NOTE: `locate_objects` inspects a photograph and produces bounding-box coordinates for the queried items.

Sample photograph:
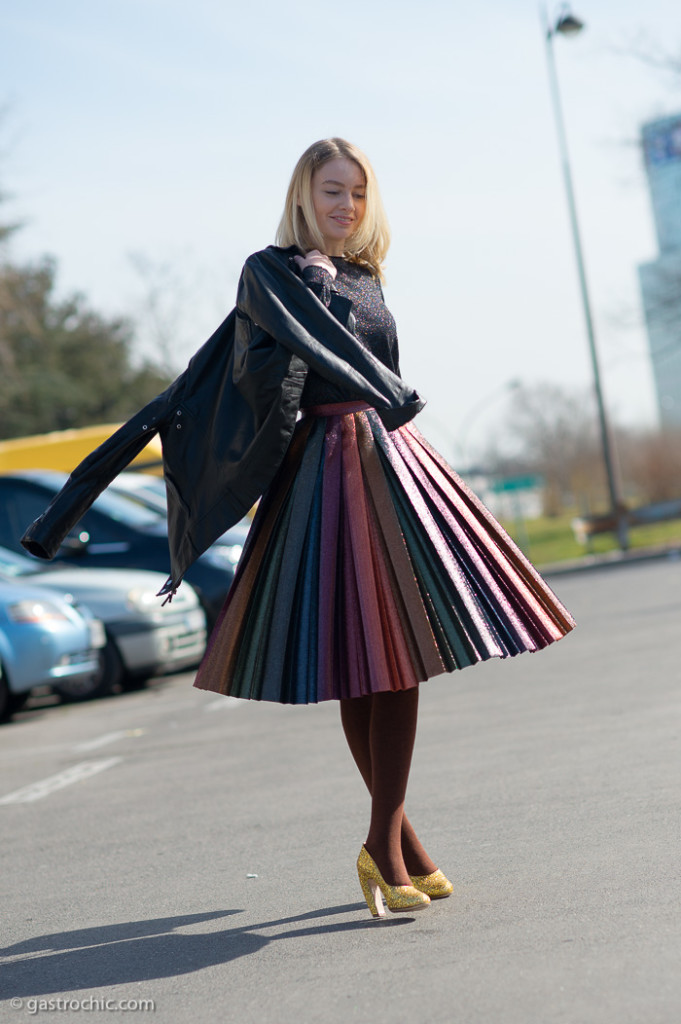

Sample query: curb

[538,543,681,577]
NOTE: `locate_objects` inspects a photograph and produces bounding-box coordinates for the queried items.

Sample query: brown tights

[340,687,438,886]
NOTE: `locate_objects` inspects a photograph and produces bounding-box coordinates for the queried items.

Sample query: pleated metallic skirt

[194,401,575,703]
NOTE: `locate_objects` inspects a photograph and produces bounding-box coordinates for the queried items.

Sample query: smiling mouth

[332,217,353,225]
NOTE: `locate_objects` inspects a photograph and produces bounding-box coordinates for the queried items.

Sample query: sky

[3,0,681,464]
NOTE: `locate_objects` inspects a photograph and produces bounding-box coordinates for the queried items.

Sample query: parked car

[107,473,251,563]
[0,579,105,722]
[0,546,207,698]
[0,471,240,628]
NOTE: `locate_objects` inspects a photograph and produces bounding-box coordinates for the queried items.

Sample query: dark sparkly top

[299,257,401,407]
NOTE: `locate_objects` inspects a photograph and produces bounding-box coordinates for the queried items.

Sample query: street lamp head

[554,12,584,36]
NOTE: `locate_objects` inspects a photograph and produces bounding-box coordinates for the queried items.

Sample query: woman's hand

[293,250,337,280]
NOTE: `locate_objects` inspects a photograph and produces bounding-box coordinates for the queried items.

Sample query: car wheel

[0,664,28,722]
[119,672,151,693]
[53,638,121,702]
[120,675,150,692]
[99,637,124,692]
[0,663,11,722]
[8,691,30,713]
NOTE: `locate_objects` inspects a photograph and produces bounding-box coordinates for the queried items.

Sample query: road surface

[1,557,679,1023]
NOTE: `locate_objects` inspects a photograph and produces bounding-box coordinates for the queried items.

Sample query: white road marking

[75,728,145,752]
[0,758,122,805]
[203,696,242,712]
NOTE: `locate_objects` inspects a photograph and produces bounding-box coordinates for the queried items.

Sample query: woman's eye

[325,190,340,195]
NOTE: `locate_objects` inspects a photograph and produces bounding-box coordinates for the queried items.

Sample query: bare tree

[485,380,681,516]
[617,424,681,503]
[486,383,608,515]
[127,250,242,375]
[127,252,190,375]
[617,35,681,80]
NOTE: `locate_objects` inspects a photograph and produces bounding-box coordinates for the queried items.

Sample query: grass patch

[500,512,681,566]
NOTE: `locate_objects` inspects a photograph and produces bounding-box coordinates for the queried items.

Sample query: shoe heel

[359,874,384,917]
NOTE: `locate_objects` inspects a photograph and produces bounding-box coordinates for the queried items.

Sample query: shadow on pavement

[2,904,411,998]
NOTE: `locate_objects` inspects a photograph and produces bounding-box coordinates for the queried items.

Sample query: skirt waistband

[300,401,372,418]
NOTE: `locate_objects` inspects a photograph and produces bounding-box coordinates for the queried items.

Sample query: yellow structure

[0,425,163,475]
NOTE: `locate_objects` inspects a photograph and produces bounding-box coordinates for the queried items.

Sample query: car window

[0,478,161,551]
[108,481,167,515]
[91,489,164,527]
[0,483,57,550]
[0,501,14,550]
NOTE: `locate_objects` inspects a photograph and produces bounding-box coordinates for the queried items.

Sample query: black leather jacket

[21,245,425,594]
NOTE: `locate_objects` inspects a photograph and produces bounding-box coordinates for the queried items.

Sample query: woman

[192,138,576,917]
[22,137,574,919]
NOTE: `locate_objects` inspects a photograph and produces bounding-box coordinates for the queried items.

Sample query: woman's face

[309,157,366,255]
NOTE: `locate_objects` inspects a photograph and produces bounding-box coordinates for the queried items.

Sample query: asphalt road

[1,556,679,1024]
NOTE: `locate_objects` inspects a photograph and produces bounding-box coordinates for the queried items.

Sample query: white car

[0,547,207,700]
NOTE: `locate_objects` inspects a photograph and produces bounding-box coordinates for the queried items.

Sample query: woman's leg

[340,688,438,884]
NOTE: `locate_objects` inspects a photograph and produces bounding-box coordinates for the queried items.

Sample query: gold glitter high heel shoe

[409,869,454,899]
[357,845,431,918]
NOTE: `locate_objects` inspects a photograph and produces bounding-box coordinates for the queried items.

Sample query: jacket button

[176,409,182,416]
[176,423,182,430]
[142,424,148,430]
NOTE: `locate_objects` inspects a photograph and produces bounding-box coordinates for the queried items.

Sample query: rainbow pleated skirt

[194,402,575,703]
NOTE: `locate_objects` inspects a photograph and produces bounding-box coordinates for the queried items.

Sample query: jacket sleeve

[237,250,424,429]
[20,383,182,559]
[301,265,334,306]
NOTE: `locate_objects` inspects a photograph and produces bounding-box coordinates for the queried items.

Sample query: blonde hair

[276,138,390,279]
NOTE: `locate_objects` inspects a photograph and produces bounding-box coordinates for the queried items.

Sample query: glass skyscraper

[638,113,681,426]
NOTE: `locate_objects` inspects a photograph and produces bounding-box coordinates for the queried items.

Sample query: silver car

[0,580,105,721]
[0,547,207,700]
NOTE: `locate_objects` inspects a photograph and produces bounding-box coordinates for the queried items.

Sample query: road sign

[490,475,543,494]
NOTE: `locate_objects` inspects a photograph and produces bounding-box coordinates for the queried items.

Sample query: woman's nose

[339,191,354,211]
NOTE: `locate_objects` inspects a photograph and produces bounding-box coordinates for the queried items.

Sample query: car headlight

[126,588,160,613]
[199,545,243,570]
[8,600,70,623]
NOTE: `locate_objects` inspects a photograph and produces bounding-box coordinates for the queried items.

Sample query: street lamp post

[543,6,629,550]
[457,379,522,471]
[420,380,521,471]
